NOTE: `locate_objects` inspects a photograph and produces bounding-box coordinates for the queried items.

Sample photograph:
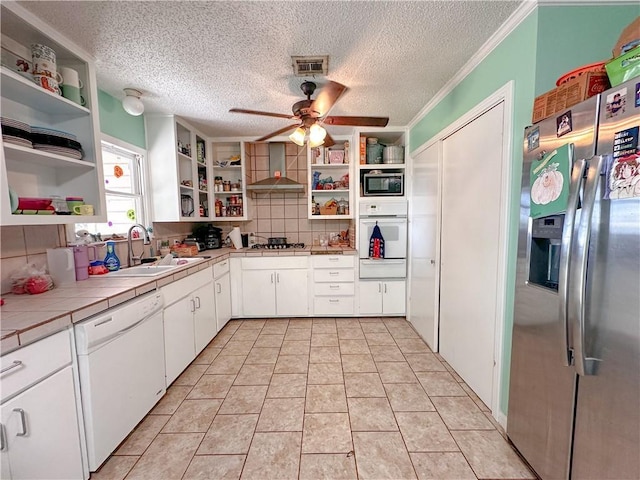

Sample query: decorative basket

[319,206,338,215]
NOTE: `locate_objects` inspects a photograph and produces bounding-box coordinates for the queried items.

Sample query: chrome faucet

[127,224,151,267]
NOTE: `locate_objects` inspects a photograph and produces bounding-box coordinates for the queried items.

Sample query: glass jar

[223,180,231,192]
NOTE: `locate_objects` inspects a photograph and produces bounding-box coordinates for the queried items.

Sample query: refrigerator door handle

[559,152,585,366]
[570,154,605,376]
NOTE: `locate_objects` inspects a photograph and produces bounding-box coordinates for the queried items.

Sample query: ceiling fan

[229,80,389,147]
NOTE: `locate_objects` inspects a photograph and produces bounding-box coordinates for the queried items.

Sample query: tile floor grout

[91,317,535,480]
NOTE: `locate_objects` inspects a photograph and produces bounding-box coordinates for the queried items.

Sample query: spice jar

[223,180,231,192]
[214,177,222,192]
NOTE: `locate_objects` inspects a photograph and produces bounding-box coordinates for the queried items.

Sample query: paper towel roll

[229,226,243,250]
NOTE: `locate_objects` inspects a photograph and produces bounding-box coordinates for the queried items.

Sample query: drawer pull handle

[329,272,339,276]
[195,296,201,309]
[329,285,340,289]
[217,283,222,293]
[190,299,196,312]
[1,361,23,374]
[0,423,6,451]
[13,409,27,437]
[328,257,339,261]
[329,299,339,303]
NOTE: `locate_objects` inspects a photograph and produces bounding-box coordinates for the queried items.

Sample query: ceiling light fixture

[122,88,144,116]
[289,123,327,148]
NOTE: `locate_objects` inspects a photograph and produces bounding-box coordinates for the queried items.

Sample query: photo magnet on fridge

[556,111,572,137]
[605,87,627,118]
[530,144,571,219]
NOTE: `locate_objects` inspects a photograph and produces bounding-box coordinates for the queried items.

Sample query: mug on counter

[73,204,94,216]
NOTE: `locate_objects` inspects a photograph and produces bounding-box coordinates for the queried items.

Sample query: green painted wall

[535,5,640,95]
[409,4,636,418]
[98,89,146,148]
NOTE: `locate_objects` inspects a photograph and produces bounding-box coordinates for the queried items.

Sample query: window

[76,139,148,237]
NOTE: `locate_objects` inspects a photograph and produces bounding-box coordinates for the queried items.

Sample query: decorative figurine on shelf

[312,171,321,190]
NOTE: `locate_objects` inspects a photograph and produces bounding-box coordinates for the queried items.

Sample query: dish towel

[369,222,385,258]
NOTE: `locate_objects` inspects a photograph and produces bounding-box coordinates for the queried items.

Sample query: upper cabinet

[210,140,248,221]
[355,128,408,199]
[146,115,213,222]
[0,3,106,225]
[308,137,354,219]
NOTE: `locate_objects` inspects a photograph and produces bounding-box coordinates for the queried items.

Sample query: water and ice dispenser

[528,215,564,290]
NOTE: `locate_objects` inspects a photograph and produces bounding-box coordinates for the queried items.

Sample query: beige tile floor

[91,317,536,480]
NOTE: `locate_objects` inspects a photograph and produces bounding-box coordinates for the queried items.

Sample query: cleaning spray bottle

[104,241,121,271]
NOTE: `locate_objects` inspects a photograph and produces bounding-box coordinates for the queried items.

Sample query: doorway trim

[410,81,514,425]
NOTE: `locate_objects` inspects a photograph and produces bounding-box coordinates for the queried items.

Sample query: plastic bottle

[104,241,121,271]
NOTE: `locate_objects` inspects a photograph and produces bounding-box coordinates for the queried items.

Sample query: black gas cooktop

[251,242,305,250]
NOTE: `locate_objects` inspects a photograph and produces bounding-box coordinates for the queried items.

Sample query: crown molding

[408,0,538,130]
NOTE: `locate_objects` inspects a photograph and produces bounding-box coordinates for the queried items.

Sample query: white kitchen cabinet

[0,329,85,480]
[240,257,309,317]
[161,268,216,385]
[358,279,406,315]
[213,260,232,331]
[1,367,85,480]
[0,3,105,226]
[312,255,355,316]
[210,140,248,221]
[146,115,212,222]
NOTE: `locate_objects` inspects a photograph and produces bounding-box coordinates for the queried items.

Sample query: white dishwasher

[75,292,165,471]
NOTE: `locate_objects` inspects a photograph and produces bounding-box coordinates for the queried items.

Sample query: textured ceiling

[19,1,522,138]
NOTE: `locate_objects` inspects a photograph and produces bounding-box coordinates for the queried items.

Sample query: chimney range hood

[246,142,305,193]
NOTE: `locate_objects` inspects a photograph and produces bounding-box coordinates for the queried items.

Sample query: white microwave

[363,172,404,196]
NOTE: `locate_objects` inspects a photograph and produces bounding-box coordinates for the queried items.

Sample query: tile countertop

[0,246,356,354]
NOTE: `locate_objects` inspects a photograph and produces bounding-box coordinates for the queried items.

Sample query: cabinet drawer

[241,256,308,270]
[314,297,355,316]
[313,255,355,268]
[1,329,72,401]
[314,283,355,296]
[314,269,354,283]
[213,259,230,278]
[162,268,212,306]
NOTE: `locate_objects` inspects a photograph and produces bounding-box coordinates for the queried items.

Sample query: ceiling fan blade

[311,81,348,117]
[255,123,300,142]
[229,108,295,120]
[323,132,336,148]
[323,116,389,127]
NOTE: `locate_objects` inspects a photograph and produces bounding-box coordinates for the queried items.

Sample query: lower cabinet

[0,330,85,480]
[312,255,355,316]
[162,268,216,385]
[240,257,309,317]
[358,279,406,315]
[213,260,232,332]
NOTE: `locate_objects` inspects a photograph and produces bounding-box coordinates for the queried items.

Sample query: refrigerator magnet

[556,111,572,137]
[530,144,571,218]
[605,87,627,118]
[527,127,540,152]
[635,82,640,108]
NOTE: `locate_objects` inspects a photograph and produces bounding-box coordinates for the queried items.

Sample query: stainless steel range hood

[246,142,305,193]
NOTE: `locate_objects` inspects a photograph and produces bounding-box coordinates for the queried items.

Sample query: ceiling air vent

[292,56,328,77]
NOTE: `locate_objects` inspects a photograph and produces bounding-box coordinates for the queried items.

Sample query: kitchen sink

[105,265,178,277]
[104,257,207,277]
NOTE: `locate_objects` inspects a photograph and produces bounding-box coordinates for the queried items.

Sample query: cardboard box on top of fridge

[611,16,640,58]
[532,71,610,123]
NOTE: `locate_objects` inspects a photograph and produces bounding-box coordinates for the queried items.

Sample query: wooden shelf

[1,67,90,117]
[4,143,96,170]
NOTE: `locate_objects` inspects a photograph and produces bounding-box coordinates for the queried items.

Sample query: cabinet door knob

[195,296,201,309]
[216,283,222,293]
[190,299,196,312]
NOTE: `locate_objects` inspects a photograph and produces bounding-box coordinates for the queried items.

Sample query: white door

[276,269,308,316]
[163,296,195,385]
[358,281,383,315]
[215,272,232,331]
[242,270,276,316]
[193,282,216,354]
[1,367,84,480]
[439,102,504,407]
[382,280,406,315]
[408,142,440,348]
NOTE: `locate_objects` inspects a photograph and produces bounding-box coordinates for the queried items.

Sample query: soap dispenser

[104,241,121,271]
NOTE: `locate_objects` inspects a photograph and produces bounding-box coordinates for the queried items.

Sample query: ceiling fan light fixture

[289,126,306,146]
[309,123,327,145]
[122,88,144,116]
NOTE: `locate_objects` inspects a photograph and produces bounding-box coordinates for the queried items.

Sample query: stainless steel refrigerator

[507,77,640,480]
